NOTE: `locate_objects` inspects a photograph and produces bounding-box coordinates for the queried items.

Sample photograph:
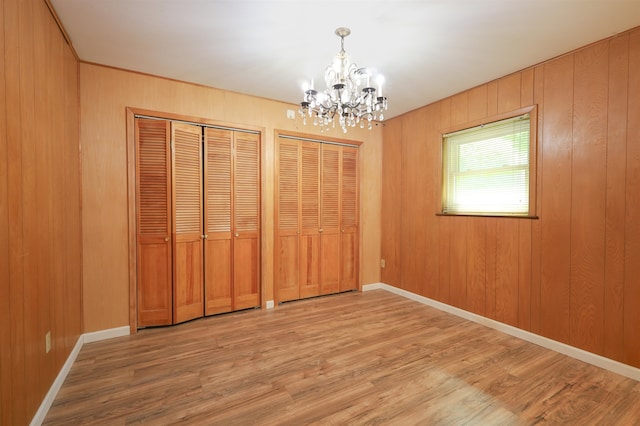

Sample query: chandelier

[299,27,388,133]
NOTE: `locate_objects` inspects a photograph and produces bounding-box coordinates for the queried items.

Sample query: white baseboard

[83,326,130,344]
[363,283,640,382]
[30,326,131,425]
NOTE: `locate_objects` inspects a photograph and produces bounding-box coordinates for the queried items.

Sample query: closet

[275,135,359,303]
[135,117,260,328]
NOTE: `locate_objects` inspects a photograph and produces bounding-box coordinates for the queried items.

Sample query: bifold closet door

[172,122,204,323]
[275,138,358,303]
[340,146,359,291]
[299,142,321,298]
[204,128,261,314]
[204,128,233,314]
[320,144,341,295]
[233,132,261,310]
[135,118,173,327]
[275,139,301,302]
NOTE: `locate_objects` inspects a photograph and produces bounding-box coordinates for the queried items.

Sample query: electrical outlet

[380,259,386,268]
[45,331,51,354]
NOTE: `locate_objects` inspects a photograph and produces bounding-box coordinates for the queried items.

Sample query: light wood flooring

[44,290,640,425]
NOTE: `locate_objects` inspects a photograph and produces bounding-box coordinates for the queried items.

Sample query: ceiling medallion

[299,27,388,133]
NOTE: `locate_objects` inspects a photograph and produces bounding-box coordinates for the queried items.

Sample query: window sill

[436,212,539,219]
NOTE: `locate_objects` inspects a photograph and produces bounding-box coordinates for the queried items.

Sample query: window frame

[438,105,538,218]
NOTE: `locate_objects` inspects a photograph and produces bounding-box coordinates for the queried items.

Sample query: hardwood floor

[45,290,640,425]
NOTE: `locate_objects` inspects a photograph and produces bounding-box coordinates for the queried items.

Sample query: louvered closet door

[340,146,359,291]
[135,118,172,327]
[320,144,341,295]
[233,132,261,310]
[300,142,321,298]
[172,122,204,323]
[276,139,300,302]
[203,128,233,315]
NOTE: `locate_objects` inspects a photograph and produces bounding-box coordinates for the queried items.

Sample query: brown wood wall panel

[381,119,402,285]
[381,27,640,369]
[423,103,441,299]
[19,0,41,415]
[518,221,532,331]
[437,98,452,304]
[0,1,9,423]
[484,218,497,320]
[570,42,608,354]
[400,111,427,294]
[466,219,486,315]
[1,0,83,423]
[529,65,545,335]
[497,73,521,113]
[624,28,640,367]
[449,217,468,310]
[604,34,629,362]
[495,220,519,327]
[539,55,574,343]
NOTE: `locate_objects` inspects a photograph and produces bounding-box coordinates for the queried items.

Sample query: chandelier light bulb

[297,27,388,133]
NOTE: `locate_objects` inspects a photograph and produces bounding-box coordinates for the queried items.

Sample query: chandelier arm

[298,27,388,133]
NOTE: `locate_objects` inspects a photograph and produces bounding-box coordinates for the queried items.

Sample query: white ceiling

[51,0,640,119]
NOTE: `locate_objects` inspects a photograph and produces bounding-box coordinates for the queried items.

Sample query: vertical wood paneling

[467,85,488,121]
[570,42,608,353]
[487,81,498,116]
[518,221,532,330]
[6,0,27,421]
[380,27,640,371]
[497,73,521,113]
[1,0,82,422]
[539,55,574,343]
[400,111,427,294]
[437,98,452,304]
[521,68,535,107]
[423,103,441,299]
[518,72,534,331]
[495,220,519,326]
[449,94,468,310]
[449,217,468,310]
[485,218,497,319]
[530,65,545,335]
[19,0,42,414]
[381,119,402,286]
[466,219,486,315]
[0,0,10,422]
[624,29,640,367]
[604,34,629,361]
[63,44,81,352]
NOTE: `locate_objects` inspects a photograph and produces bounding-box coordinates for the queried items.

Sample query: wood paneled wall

[0,0,82,423]
[381,27,640,368]
[79,64,383,333]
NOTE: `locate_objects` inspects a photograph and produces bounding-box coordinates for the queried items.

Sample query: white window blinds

[442,113,530,216]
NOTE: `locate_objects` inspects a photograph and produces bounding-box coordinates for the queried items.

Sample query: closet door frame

[126,108,264,333]
[274,130,362,304]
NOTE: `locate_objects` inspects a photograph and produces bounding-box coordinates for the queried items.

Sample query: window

[441,107,536,217]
